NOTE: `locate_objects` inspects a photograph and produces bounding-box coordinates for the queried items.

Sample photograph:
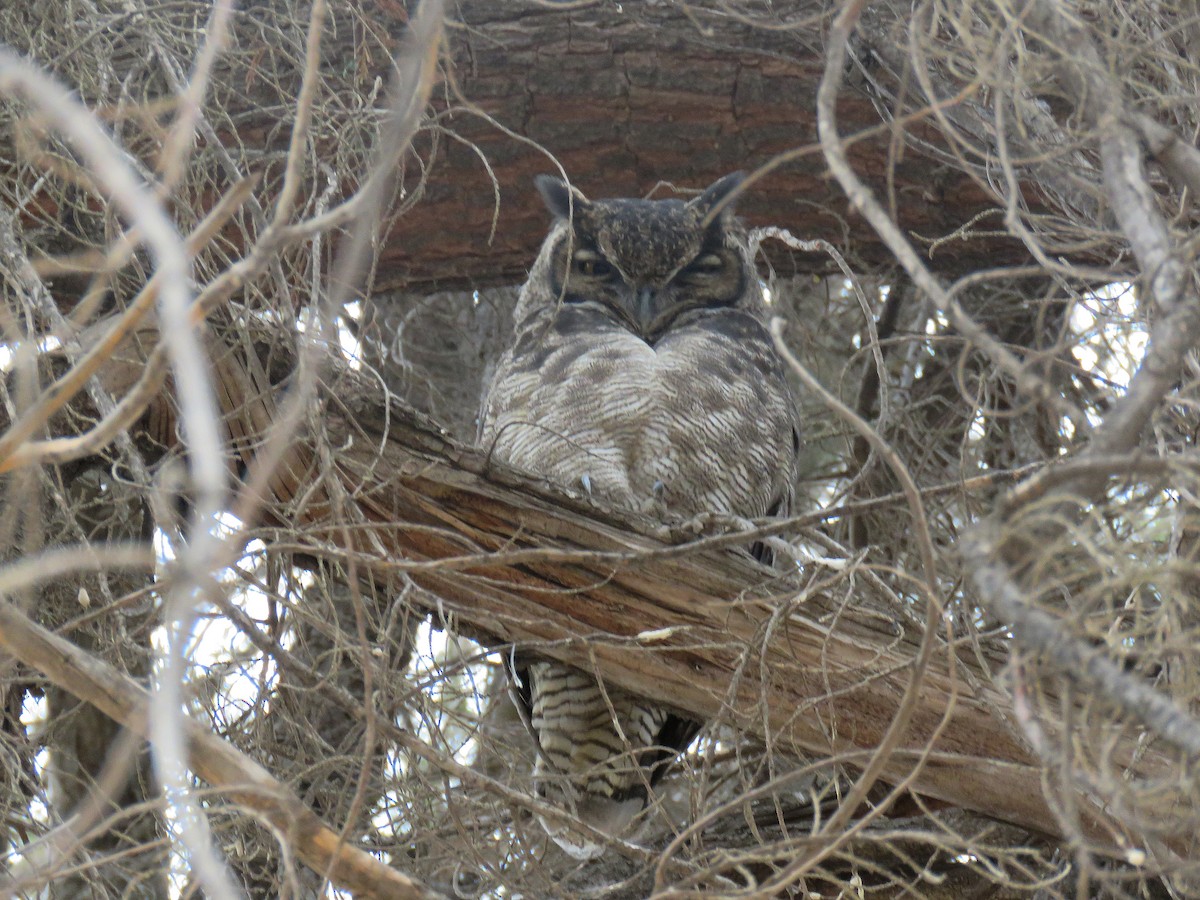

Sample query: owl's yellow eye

[573,251,613,278]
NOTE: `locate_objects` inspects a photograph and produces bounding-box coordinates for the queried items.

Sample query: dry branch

[811,0,1200,878]
[210,343,1163,854]
[49,297,1176,864]
[0,597,444,900]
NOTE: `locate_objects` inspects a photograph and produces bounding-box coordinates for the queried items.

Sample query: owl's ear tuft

[535,175,591,220]
[689,171,746,222]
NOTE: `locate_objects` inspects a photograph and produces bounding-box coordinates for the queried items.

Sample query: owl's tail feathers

[533,776,649,860]
[517,663,697,857]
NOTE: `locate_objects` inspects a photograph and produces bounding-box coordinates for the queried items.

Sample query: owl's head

[523,173,756,342]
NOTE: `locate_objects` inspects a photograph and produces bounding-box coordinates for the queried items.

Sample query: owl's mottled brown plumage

[479,173,801,858]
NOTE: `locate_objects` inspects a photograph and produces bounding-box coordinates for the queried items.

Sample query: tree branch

[260,359,1165,853]
[0,597,444,900]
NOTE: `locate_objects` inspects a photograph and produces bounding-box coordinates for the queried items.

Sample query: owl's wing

[475,352,501,448]
[752,419,802,565]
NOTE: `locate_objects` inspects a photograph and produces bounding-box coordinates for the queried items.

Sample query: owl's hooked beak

[632,285,663,338]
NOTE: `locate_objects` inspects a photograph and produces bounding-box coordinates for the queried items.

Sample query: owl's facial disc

[538,174,751,341]
[556,223,746,341]
[560,239,746,340]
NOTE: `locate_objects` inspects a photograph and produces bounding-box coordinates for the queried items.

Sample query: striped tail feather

[512,660,699,858]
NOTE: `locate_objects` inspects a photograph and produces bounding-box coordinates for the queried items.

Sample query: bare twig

[0,49,234,896]
[0,598,445,900]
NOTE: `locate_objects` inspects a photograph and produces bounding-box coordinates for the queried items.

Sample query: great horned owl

[479,173,801,858]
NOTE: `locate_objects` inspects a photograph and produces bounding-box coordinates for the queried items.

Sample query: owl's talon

[652,479,665,497]
[580,473,593,495]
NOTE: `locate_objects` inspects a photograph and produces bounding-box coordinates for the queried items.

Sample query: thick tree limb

[237,356,1169,854]
[5,0,1042,292]
[53,318,1171,857]
[395,0,1039,290]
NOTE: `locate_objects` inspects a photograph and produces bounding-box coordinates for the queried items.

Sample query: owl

[479,172,801,858]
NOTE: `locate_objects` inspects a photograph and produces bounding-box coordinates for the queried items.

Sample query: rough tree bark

[386,0,1039,290]
[4,1,1039,294]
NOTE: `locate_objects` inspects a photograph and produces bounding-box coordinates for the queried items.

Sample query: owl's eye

[573,251,613,278]
[680,252,726,279]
